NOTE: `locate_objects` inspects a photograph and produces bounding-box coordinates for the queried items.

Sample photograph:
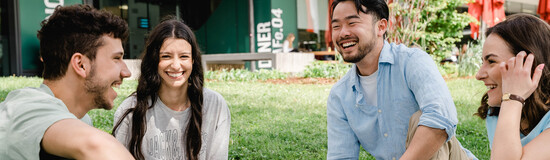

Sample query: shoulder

[388,43,431,64]
[114,95,138,121]
[540,111,550,129]
[2,87,69,117]
[203,88,226,103]
[4,87,63,105]
[0,88,75,159]
[202,88,229,113]
[330,68,354,96]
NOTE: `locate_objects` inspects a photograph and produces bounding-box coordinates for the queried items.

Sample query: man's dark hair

[37,4,128,80]
[331,0,389,22]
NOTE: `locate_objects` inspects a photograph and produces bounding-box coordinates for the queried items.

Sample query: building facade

[0,0,541,76]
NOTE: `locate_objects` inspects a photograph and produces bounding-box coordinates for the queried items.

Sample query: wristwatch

[502,93,525,105]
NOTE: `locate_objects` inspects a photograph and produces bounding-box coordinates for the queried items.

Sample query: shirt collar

[40,83,55,97]
[348,41,391,92]
[378,41,394,64]
[349,41,391,91]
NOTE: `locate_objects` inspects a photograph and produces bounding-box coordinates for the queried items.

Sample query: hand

[500,51,545,100]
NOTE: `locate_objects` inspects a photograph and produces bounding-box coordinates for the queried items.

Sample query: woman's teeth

[168,72,182,77]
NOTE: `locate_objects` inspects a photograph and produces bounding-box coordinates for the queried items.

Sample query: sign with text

[254,0,298,69]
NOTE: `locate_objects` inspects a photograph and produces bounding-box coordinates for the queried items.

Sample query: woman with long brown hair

[475,13,550,159]
[112,18,230,160]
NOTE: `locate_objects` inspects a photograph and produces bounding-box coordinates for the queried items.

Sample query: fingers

[524,53,535,76]
[499,61,507,75]
[507,57,515,70]
[532,64,545,87]
[515,51,526,70]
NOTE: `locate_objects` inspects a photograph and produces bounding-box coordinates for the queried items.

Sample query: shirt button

[378,109,382,113]
[355,104,358,108]
[392,157,396,160]
[384,133,388,137]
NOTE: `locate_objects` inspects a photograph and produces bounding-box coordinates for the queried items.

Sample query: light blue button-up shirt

[486,110,550,148]
[327,41,471,159]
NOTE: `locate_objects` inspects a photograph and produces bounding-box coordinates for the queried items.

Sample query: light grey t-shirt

[113,88,231,160]
[0,84,92,159]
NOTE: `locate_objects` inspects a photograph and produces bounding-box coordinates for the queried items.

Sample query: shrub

[458,41,483,77]
[205,69,288,81]
[388,0,475,62]
[301,61,351,79]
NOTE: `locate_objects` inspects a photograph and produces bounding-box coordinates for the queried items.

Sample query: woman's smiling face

[476,34,516,106]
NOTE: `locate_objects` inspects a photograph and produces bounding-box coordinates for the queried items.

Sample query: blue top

[327,41,475,160]
[486,110,550,147]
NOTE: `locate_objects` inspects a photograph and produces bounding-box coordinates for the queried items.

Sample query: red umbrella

[538,0,550,23]
[468,0,506,39]
[325,0,334,50]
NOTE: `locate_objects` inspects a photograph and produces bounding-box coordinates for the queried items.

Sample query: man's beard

[342,41,374,63]
[338,36,376,63]
[84,64,112,110]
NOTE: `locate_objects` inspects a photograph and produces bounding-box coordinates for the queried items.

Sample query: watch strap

[503,93,525,105]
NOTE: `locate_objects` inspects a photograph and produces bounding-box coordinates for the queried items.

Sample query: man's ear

[69,53,90,78]
[377,18,388,38]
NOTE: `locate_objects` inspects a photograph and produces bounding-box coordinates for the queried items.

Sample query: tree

[388,0,475,62]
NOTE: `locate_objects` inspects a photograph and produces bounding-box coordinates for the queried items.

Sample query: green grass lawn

[0,76,489,159]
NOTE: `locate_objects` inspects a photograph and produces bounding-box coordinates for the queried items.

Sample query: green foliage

[0,76,43,101]
[458,41,483,77]
[205,69,288,81]
[438,62,459,78]
[389,0,475,62]
[204,61,351,81]
[302,61,351,79]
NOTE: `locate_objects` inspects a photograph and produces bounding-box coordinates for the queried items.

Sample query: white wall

[297,0,328,31]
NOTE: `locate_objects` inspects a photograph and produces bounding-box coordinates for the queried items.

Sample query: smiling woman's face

[157,38,193,90]
[476,34,516,106]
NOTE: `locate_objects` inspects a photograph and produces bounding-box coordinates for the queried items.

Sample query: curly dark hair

[475,14,550,135]
[37,4,128,80]
[112,17,204,160]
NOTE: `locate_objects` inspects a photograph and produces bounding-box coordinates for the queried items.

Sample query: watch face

[502,93,511,101]
[501,93,525,105]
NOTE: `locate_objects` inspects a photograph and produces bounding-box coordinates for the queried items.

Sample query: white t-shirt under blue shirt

[358,69,378,106]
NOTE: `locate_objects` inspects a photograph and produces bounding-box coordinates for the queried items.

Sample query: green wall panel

[236,0,249,53]
[253,0,271,53]
[254,0,298,53]
[206,0,237,53]
[271,0,298,50]
[195,0,250,54]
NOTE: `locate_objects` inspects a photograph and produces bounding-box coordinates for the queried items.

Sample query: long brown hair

[475,14,550,135]
[113,18,204,160]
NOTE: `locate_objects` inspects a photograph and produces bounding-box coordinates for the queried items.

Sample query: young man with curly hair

[0,4,134,159]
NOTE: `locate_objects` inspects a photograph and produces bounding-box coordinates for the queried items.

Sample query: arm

[112,97,134,148]
[403,51,458,159]
[400,126,447,160]
[41,119,134,159]
[326,93,360,160]
[207,99,231,160]
[521,129,550,159]
[491,52,544,160]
